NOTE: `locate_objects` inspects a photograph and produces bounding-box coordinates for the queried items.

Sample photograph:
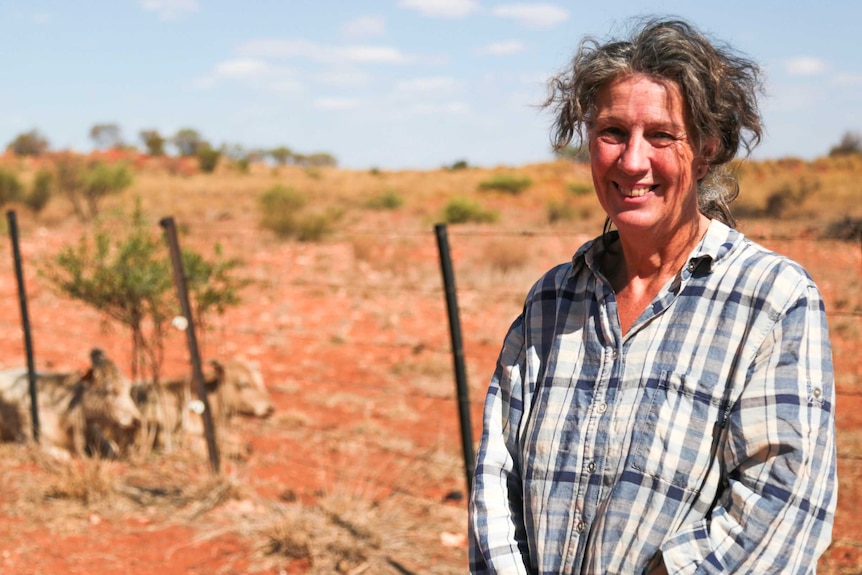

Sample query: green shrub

[567,182,593,196]
[441,196,498,224]
[46,201,247,381]
[26,168,53,213]
[259,185,339,241]
[197,145,221,173]
[0,169,23,205]
[478,174,532,195]
[547,200,575,224]
[448,159,469,171]
[365,189,403,211]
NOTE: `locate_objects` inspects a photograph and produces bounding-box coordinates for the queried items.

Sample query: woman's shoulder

[718,229,822,306]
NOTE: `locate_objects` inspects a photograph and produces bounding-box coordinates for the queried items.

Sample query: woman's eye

[649,132,677,146]
[598,127,626,141]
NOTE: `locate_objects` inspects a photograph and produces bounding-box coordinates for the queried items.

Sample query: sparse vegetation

[25,168,53,214]
[365,189,403,211]
[441,196,498,224]
[567,182,593,196]
[6,129,49,157]
[478,173,532,195]
[829,131,862,157]
[259,184,340,241]
[45,201,247,382]
[0,168,23,206]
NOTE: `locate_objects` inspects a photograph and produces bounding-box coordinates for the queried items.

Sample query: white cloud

[785,57,829,76]
[213,59,270,78]
[196,58,302,93]
[341,45,410,64]
[491,4,569,28]
[398,0,478,18]
[314,98,360,110]
[475,40,525,56]
[342,15,386,39]
[832,72,862,87]
[238,38,410,65]
[396,76,459,95]
[316,68,372,88]
[141,0,199,20]
[404,101,470,115]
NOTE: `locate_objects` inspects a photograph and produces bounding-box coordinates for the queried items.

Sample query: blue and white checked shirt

[469,220,837,574]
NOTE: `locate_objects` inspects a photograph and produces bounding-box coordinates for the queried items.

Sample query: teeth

[618,184,655,197]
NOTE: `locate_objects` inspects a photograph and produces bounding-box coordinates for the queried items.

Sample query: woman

[469,17,836,574]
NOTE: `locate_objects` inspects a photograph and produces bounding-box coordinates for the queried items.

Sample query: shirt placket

[562,282,619,571]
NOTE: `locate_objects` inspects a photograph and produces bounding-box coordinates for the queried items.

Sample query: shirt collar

[571,218,740,278]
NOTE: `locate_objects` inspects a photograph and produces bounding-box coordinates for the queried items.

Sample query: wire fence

[2,219,860,487]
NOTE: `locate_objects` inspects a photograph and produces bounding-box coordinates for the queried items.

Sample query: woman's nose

[618,135,650,174]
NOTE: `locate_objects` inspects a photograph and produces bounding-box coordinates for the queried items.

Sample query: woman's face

[588,73,708,240]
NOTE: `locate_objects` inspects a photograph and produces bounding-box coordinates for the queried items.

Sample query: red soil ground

[0,209,859,574]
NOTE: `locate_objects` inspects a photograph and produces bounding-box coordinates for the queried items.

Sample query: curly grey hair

[545,17,764,227]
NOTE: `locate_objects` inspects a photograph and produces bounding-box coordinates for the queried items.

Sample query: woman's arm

[469,314,533,574]
[660,283,837,574]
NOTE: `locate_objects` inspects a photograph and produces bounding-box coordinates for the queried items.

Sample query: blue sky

[1,1,860,170]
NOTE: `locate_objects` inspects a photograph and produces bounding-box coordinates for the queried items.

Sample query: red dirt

[0,206,860,574]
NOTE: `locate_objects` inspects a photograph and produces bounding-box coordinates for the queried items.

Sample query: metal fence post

[6,210,39,442]
[159,216,220,474]
[434,223,475,495]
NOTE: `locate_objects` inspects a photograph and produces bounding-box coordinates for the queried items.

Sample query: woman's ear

[696,137,719,180]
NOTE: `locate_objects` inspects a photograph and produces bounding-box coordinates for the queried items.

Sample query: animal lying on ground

[130,358,275,457]
[0,349,141,459]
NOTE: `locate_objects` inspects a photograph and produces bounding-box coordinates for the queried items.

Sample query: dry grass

[0,153,860,574]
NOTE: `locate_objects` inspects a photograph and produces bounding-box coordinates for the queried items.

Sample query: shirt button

[596,402,608,414]
[812,386,822,398]
[576,521,586,533]
[587,461,596,473]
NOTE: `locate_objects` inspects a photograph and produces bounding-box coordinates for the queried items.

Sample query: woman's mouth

[616,183,658,197]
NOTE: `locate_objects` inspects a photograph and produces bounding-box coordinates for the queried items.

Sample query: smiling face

[588,73,708,241]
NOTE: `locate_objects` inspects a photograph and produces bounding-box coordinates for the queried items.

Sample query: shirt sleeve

[660,282,837,574]
[469,313,533,574]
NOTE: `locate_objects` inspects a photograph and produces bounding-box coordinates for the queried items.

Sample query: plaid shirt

[469,220,837,574]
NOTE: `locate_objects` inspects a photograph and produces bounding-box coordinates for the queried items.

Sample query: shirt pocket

[629,371,727,493]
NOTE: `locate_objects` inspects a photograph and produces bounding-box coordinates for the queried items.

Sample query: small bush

[197,145,221,173]
[547,200,575,224]
[822,216,862,241]
[448,160,469,171]
[365,189,403,211]
[441,196,498,224]
[0,169,23,205]
[478,174,532,195]
[259,185,339,241]
[567,182,593,196]
[25,168,53,213]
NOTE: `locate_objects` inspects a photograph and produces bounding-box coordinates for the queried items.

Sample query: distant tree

[196,143,221,174]
[90,123,124,150]
[82,162,134,218]
[6,129,49,157]
[301,152,337,167]
[172,128,204,157]
[269,146,294,166]
[54,154,134,222]
[829,131,862,157]
[139,129,166,157]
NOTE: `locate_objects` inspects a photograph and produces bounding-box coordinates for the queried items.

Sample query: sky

[1,1,860,170]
